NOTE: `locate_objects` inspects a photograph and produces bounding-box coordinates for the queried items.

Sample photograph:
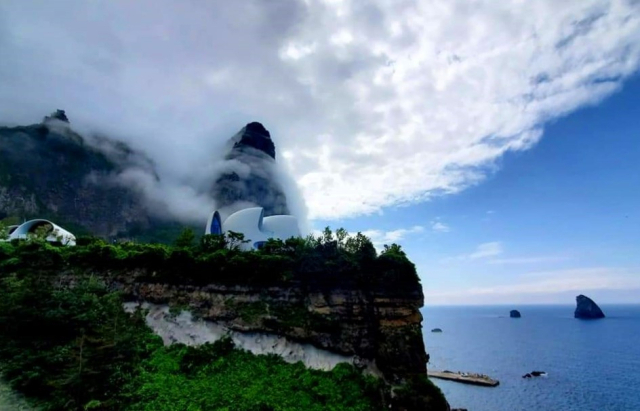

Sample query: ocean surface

[422,305,640,411]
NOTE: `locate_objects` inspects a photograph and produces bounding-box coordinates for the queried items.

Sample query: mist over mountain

[0,111,307,240]
[211,122,292,222]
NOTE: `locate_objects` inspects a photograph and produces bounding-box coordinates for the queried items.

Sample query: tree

[200,234,227,252]
[28,224,53,242]
[382,243,405,256]
[226,231,250,250]
[174,228,195,248]
[0,222,8,241]
[335,228,348,248]
[322,227,334,245]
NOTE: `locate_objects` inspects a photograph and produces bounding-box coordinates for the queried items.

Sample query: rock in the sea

[523,371,546,378]
[431,328,443,333]
[510,310,521,318]
[574,294,605,319]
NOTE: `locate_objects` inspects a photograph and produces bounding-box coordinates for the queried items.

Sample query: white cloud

[488,256,570,265]
[469,241,503,259]
[431,220,450,233]
[1,1,639,221]
[443,241,503,261]
[361,225,424,247]
[424,267,640,304]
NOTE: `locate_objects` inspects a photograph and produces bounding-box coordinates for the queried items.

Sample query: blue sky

[1,1,639,304]
[316,76,640,304]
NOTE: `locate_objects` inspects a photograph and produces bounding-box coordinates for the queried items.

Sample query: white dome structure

[205,207,300,251]
[6,219,76,246]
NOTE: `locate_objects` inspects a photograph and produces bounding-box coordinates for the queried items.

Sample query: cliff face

[109,270,427,383]
[0,111,155,237]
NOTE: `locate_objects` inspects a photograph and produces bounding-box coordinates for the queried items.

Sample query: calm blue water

[422,305,640,411]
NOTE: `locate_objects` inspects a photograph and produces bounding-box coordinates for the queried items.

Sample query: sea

[422,305,640,411]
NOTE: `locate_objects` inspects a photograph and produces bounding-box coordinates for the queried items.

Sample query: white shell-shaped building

[5,219,76,246]
[205,207,300,251]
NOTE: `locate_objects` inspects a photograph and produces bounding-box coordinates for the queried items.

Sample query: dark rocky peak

[510,309,521,318]
[231,121,276,160]
[574,294,605,319]
[43,109,70,124]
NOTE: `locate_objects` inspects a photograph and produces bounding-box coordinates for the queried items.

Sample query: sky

[1,0,639,304]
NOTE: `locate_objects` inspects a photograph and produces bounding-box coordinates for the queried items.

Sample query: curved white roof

[262,215,299,241]
[214,207,300,250]
[222,207,265,234]
[9,219,76,246]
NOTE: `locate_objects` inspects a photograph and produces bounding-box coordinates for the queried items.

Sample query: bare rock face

[112,276,427,383]
[231,122,276,160]
[510,310,521,318]
[574,295,605,319]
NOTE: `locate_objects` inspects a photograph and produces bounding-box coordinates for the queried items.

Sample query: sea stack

[510,310,521,318]
[574,295,605,319]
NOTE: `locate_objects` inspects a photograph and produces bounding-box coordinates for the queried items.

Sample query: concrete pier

[428,370,499,387]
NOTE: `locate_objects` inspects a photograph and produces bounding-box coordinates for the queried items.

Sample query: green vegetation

[0,260,385,410]
[0,229,443,411]
[0,221,8,240]
[127,341,383,411]
[0,227,420,291]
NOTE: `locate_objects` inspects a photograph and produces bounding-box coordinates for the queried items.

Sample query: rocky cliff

[106,269,428,386]
[2,228,447,410]
[0,110,160,238]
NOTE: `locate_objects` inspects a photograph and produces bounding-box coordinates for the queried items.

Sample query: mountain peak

[232,122,276,159]
[42,109,70,124]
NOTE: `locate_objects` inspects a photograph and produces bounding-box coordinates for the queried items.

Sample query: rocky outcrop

[231,122,276,160]
[510,310,521,318]
[574,295,605,319]
[107,271,428,385]
[522,370,547,378]
[210,122,290,218]
[431,328,442,332]
[42,109,69,123]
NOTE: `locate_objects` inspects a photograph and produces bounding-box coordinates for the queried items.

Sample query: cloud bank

[1,0,639,221]
[424,267,640,304]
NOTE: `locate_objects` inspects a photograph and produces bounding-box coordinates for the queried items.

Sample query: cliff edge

[1,235,447,410]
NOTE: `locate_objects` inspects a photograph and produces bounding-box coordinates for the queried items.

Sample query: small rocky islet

[574,294,605,319]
